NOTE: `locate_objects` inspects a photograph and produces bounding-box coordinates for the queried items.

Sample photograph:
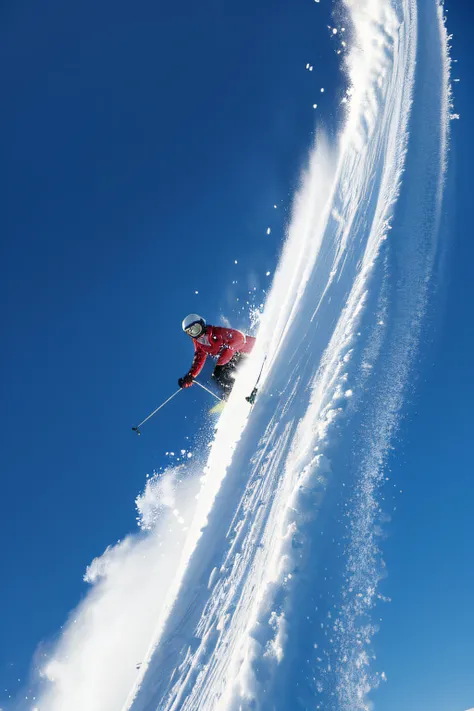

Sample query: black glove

[178,373,194,389]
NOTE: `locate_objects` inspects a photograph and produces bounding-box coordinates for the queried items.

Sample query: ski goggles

[185,322,204,338]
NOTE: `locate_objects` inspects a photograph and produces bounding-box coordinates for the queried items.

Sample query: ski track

[123,1,451,710]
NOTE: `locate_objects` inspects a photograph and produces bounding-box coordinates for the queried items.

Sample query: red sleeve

[216,348,234,366]
[189,342,207,377]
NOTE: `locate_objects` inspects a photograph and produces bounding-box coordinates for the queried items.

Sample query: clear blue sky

[1,0,473,708]
[0,0,341,698]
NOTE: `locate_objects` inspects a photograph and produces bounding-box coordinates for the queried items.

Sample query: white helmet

[182,313,206,338]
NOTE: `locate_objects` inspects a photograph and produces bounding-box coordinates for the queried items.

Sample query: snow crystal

[234,260,238,264]
[266,227,271,235]
[313,104,318,109]
[320,88,325,93]
[266,271,271,276]
[306,63,310,69]
[332,28,338,34]
[194,290,199,294]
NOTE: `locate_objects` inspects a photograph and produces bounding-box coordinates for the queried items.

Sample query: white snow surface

[31,1,452,710]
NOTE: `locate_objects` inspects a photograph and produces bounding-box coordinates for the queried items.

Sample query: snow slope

[33,1,451,710]
[123,2,451,710]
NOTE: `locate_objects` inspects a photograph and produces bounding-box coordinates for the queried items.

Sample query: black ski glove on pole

[178,373,194,388]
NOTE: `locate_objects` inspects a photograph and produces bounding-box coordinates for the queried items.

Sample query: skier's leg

[212,353,243,398]
[212,363,234,399]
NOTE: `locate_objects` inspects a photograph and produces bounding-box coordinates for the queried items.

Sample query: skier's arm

[188,344,207,378]
[216,348,235,366]
[179,342,207,388]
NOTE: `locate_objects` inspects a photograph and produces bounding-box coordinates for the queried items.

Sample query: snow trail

[31,0,451,710]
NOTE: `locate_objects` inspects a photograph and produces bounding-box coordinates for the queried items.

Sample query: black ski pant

[212,352,244,399]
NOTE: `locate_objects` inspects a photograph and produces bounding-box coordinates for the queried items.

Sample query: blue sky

[1,0,473,709]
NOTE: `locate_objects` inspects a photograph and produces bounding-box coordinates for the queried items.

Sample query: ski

[209,400,226,415]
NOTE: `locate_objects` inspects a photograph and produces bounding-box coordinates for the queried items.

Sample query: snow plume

[31,464,201,711]
[136,467,184,530]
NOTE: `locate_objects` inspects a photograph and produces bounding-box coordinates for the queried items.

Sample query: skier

[178,314,256,398]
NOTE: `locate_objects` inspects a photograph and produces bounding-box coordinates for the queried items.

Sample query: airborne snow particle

[309,66,314,71]
[194,290,199,294]
[234,260,238,264]
[320,87,325,93]
[313,104,318,109]
[266,271,271,276]
[266,227,271,235]
[273,204,277,209]
[306,63,310,69]
[332,28,338,34]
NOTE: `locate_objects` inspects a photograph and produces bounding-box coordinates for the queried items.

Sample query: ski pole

[246,355,267,404]
[194,380,224,402]
[132,389,182,435]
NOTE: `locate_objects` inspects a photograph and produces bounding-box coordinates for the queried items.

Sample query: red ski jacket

[187,325,256,378]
